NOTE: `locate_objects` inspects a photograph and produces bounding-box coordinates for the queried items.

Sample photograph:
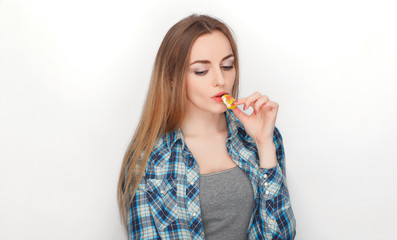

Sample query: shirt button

[265,182,268,186]
[263,174,268,178]
[192,212,197,217]
[265,190,270,194]
[190,181,194,185]
[160,190,164,194]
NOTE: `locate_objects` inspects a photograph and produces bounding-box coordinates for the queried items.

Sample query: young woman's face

[185,30,236,114]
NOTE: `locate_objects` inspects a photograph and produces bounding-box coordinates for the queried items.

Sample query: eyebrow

[189,53,234,66]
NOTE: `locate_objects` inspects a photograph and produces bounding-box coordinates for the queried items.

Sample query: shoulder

[146,134,171,166]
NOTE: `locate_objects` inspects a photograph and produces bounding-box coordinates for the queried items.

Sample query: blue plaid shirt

[128,109,296,239]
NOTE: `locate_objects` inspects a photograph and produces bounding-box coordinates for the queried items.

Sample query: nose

[213,67,225,87]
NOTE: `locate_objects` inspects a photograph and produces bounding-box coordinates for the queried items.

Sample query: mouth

[213,91,227,98]
[212,96,223,102]
[212,91,228,102]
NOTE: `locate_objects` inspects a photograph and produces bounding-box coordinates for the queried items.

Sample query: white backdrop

[1,0,396,239]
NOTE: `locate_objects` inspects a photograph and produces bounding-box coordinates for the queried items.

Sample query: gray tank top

[199,166,255,240]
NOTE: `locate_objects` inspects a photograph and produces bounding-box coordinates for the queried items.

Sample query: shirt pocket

[145,177,179,231]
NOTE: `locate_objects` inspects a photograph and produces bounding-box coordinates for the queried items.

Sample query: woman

[117,14,296,239]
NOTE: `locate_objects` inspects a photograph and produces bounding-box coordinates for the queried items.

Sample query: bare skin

[181,30,278,174]
[181,30,237,174]
[184,132,237,174]
[182,108,239,174]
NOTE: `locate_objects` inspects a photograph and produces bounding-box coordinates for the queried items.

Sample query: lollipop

[221,94,236,109]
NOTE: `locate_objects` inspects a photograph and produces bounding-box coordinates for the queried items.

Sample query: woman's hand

[232,92,279,145]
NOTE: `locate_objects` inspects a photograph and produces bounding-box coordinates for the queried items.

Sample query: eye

[194,70,207,76]
[222,65,234,70]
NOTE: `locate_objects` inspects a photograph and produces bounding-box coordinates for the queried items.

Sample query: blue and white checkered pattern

[127,109,296,239]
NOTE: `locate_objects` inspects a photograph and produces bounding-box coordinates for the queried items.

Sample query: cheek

[186,75,201,97]
[226,70,236,84]
[186,75,209,99]
[185,75,195,92]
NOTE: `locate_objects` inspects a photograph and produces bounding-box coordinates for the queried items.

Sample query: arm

[127,178,161,240]
[257,126,296,239]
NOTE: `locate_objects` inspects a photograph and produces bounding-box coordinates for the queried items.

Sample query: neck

[181,108,228,138]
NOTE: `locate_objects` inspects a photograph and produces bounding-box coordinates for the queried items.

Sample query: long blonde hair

[117,13,240,231]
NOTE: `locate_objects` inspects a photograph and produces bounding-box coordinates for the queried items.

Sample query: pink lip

[212,96,223,102]
[213,91,227,98]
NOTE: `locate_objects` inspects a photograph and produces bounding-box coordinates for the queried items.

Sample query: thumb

[231,106,249,123]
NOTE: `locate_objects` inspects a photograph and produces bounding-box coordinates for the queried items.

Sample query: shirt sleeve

[257,126,297,239]
[127,177,161,240]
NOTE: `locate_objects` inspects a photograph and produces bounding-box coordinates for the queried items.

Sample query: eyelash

[194,66,234,76]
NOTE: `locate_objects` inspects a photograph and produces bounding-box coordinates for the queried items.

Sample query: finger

[259,101,279,112]
[233,97,246,105]
[233,97,250,110]
[246,94,269,111]
[243,92,262,110]
[231,105,250,122]
[254,96,270,113]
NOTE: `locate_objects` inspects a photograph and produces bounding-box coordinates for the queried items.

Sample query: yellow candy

[221,94,236,109]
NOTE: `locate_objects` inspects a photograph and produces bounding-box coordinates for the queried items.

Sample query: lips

[212,96,223,102]
[212,91,228,103]
[213,91,227,97]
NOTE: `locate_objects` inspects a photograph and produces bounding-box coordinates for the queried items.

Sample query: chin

[198,106,225,114]
[189,99,227,114]
[215,105,228,113]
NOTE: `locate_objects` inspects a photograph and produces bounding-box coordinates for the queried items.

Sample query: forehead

[188,30,233,62]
